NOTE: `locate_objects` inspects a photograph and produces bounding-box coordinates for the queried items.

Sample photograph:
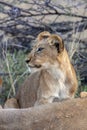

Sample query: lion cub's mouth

[29,64,41,68]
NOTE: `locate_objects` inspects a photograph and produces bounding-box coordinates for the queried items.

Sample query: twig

[0,1,32,15]
[0,1,87,19]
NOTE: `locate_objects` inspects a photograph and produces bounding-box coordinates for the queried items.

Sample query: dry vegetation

[0,0,87,104]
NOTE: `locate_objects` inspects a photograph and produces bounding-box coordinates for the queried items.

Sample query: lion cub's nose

[25,59,30,63]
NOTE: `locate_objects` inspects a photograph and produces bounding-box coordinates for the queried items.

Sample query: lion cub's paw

[80,92,87,98]
[4,98,19,108]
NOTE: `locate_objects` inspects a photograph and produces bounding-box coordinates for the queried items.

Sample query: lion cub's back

[16,72,40,108]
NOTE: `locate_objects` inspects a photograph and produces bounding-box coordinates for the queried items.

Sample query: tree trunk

[0,98,87,130]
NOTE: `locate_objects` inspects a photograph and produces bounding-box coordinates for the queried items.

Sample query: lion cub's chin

[29,62,59,74]
[28,66,42,73]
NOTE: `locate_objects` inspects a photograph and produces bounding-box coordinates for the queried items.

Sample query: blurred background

[0,0,87,105]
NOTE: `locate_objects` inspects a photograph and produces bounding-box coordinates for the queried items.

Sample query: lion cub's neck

[39,66,68,100]
[41,64,65,82]
[48,67,65,81]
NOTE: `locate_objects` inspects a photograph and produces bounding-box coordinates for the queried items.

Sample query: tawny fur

[0,98,87,130]
[80,92,87,98]
[4,98,19,109]
[16,33,78,108]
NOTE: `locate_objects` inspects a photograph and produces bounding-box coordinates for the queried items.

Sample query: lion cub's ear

[48,34,64,53]
[37,31,51,41]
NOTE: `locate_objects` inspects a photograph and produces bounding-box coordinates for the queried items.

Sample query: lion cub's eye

[36,47,44,53]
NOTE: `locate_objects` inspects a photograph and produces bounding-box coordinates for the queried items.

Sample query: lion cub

[16,33,78,108]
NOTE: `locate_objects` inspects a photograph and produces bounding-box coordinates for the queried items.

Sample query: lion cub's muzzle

[25,59,41,68]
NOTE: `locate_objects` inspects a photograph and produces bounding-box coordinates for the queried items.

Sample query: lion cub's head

[26,34,64,73]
